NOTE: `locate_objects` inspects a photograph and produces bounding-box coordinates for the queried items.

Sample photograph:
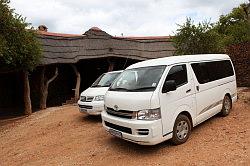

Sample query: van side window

[191,60,234,84]
[165,65,188,87]
[191,63,210,84]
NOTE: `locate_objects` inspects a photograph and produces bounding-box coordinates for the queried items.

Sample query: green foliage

[173,3,250,55]
[215,3,250,46]
[0,0,42,71]
[172,18,223,55]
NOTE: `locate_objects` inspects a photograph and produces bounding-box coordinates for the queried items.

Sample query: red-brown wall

[226,42,250,87]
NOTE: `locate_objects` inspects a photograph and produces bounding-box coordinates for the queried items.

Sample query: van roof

[127,54,230,69]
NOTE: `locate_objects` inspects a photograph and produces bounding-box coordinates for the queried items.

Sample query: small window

[165,65,188,87]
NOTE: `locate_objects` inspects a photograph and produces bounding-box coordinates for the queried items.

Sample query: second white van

[78,70,122,115]
[101,54,237,145]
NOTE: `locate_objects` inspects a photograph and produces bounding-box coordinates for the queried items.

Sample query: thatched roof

[38,27,176,65]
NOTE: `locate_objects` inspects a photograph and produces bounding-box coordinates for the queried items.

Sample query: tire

[171,114,191,145]
[220,95,232,117]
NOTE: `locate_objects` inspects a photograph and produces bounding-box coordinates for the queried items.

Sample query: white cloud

[10,0,247,36]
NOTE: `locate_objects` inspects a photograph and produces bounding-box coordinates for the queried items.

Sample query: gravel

[0,88,249,166]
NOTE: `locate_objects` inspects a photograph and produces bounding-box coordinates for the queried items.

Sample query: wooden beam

[23,70,32,115]
[71,64,81,101]
[107,58,114,72]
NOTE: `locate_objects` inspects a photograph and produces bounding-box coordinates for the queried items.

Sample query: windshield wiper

[109,87,131,91]
[130,87,155,91]
[91,85,102,87]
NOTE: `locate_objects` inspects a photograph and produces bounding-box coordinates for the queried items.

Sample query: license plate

[109,129,122,138]
[80,108,87,112]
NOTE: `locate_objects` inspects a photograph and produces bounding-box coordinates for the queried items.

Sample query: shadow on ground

[81,114,102,123]
[101,111,228,155]
[0,108,27,126]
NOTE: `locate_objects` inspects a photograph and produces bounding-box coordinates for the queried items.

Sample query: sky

[10,0,247,36]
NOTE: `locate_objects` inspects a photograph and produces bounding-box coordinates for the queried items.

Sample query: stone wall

[226,42,250,87]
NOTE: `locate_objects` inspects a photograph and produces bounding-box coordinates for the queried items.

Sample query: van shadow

[105,136,172,155]
[79,114,102,124]
[104,113,225,155]
[190,113,223,133]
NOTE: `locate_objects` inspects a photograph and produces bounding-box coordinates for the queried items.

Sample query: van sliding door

[159,64,195,136]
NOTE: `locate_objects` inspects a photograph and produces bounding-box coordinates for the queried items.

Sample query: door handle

[196,86,199,91]
[186,89,191,93]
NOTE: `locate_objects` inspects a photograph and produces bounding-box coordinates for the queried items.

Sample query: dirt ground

[0,88,249,166]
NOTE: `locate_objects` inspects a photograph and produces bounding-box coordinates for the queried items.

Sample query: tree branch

[47,67,58,85]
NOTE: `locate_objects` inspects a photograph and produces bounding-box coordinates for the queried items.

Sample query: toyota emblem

[114,105,119,111]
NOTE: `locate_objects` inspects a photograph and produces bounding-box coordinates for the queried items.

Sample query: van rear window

[191,60,234,84]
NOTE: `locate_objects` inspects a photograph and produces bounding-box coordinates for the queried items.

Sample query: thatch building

[0,26,175,115]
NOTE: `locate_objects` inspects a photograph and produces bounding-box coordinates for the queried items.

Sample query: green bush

[173,3,250,55]
[0,0,42,72]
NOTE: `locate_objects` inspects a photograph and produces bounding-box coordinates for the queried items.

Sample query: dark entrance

[0,57,139,117]
[0,72,23,117]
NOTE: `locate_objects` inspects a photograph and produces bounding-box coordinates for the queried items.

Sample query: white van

[101,54,237,145]
[78,70,122,115]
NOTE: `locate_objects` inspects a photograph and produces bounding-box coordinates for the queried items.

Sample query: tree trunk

[23,70,32,115]
[107,59,114,72]
[71,64,81,101]
[40,67,47,109]
[40,84,48,110]
[39,66,58,110]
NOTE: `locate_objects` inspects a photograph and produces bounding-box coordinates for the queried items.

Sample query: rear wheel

[171,114,191,145]
[220,95,232,117]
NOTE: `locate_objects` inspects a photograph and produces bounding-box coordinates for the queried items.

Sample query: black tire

[171,114,191,145]
[220,95,232,117]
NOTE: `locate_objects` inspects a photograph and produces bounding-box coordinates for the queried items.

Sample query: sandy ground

[0,88,249,166]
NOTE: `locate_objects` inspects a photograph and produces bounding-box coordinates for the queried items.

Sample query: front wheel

[171,114,191,145]
[220,95,232,117]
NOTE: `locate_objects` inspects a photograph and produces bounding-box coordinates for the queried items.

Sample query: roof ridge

[38,31,83,37]
[37,30,171,39]
[113,36,171,40]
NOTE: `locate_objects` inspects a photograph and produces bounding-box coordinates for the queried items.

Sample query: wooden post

[23,70,32,115]
[40,66,46,110]
[107,58,114,72]
[40,66,58,109]
[71,64,81,101]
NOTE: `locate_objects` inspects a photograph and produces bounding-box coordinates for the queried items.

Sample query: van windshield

[110,66,166,92]
[92,72,121,87]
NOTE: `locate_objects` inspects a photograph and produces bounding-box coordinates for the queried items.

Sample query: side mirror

[162,80,177,93]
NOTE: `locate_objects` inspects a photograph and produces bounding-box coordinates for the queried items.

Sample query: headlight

[94,95,104,101]
[137,108,161,120]
[80,96,86,101]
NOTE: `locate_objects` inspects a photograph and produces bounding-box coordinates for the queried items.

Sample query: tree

[172,18,222,55]
[215,2,250,46]
[40,66,58,110]
[173,3,250,55]
[0,0,42,115]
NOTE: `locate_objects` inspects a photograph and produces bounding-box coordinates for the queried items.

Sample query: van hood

[81,87,109,97]
[105,91,154,111]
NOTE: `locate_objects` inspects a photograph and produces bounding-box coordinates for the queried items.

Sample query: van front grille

[106,107,135,119]
[105,121,132,134]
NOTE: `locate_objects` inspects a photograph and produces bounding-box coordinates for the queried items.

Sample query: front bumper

[101,111,171,145]
[77,100,104,115]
